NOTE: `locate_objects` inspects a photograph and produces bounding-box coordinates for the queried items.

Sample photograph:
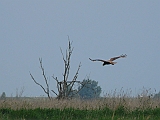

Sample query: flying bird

[89,54,127,66]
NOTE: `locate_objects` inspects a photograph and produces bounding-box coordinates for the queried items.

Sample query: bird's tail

[112,62,117,65]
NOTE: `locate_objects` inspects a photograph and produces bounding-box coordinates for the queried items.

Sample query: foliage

[78,79,102,99]
[66,85,79,98]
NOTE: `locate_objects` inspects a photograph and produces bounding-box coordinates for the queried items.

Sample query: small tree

[30,37,86,99]
[78,79,102,99]
[154,91,160,99]
[15,87,25,98]
[1,92,6,99]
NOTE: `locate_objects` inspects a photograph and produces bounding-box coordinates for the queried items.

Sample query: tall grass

[1,95,160,110]
[0,89,160,119]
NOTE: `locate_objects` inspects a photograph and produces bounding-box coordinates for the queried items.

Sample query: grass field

[1,107,160,120]
[0,95,160,120]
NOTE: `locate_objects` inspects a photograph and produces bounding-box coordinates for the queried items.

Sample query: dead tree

[30,37,86,99]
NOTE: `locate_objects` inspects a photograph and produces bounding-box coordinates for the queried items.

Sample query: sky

[0,1,160,97]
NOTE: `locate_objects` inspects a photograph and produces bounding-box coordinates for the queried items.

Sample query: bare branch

[72,80,91,96]
[39,58,50,99]
[52,75,59,95]
[67,62,81,96]
[60,46,70,83]
[60,47,66,64]
[30,58,51,100]
[67,80,90,98]
[51,90,58,96]
[30,72,48,94]
[73,62,81,81]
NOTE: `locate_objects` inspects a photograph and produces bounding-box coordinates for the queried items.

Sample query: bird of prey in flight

[89,54,127,66]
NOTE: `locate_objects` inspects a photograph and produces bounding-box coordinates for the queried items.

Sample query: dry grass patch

[0,96,160,110]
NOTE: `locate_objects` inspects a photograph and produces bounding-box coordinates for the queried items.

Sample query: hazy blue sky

[0,1,160,97]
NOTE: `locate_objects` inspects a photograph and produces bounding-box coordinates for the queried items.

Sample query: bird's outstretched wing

[89,58,107,62]
[109,54,127,61]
